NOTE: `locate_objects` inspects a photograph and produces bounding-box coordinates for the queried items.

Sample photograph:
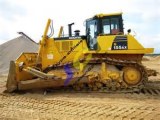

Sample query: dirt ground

[0,57,160,120]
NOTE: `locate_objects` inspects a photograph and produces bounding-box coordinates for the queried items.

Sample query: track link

[45,57,148,94]
[45,85,160,96]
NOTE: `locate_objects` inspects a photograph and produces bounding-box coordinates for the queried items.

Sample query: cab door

[86,20,98,50]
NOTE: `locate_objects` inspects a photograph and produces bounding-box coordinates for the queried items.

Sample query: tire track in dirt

[0,93,160,120]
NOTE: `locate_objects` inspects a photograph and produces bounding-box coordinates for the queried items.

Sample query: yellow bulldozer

[6,13,155,92]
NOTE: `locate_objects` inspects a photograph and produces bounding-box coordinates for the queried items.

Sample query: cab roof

[95,12,123,18]
[86,12,123,21]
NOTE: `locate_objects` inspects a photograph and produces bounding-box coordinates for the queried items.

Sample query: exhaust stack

[68,23,74,37]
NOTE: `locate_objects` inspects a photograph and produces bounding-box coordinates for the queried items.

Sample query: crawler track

[45,82,160,96]
[45,57,149,93]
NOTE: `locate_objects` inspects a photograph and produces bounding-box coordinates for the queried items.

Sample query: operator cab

[86,13,124,50]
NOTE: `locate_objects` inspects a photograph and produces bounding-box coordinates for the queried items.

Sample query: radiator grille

[55,42,60,51]
[62,41,69,51]
[55,41,73,51]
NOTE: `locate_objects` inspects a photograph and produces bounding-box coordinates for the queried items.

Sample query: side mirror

[127,29,131,34]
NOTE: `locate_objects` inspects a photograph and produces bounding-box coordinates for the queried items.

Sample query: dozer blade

[6,61,18,92]
[18,78,65,90]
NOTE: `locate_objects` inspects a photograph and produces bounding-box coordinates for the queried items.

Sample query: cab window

[102,17,120,35]
[111,18,119,34]
[102,19,110,34]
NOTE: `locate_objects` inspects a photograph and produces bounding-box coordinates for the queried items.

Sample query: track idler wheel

[123,66,141,86]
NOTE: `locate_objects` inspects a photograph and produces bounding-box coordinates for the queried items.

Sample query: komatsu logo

[69,36,81,39]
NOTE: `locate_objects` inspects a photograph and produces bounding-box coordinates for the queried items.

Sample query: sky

[0,0,160,53]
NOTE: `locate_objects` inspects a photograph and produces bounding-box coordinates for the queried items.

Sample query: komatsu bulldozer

[6,13,155,92]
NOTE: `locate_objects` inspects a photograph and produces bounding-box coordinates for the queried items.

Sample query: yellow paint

[13,17,154,82]
[79,63,84,72]
[127,35,143,49]
[15,53,38,81]
[123,67,141,85]
[97,35,115,52]
[106,48,154,54]
[58,26,63,37]
[95,12,122,18]
[101,62,106,73]
[37,19,51,63]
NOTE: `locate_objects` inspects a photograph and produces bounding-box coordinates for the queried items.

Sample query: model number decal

[113,45,127,50]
